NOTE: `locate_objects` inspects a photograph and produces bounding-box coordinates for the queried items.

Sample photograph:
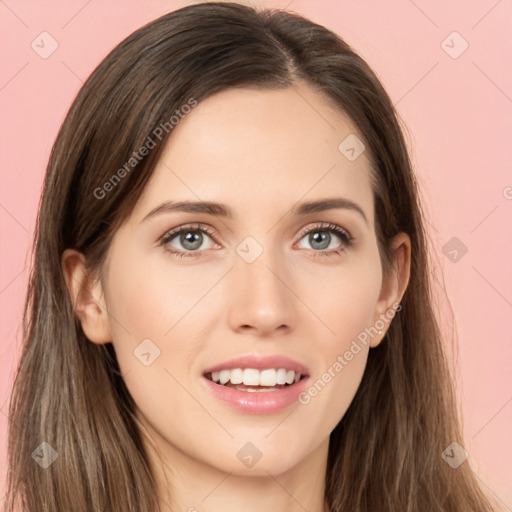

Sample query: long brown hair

[4,2,496,511]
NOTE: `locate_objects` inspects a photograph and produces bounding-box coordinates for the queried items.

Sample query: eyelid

[160,223,221,249]
[296,222,352,242]
[293,221,354,256]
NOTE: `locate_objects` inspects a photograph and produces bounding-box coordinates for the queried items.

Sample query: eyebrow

[292,198,368,224]
[141,198,368,224]
[142,200,232,223]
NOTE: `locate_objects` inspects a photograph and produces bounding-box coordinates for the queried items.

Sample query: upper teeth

[210,368,301,386]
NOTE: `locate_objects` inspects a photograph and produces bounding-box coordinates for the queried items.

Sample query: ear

[61,249,112,344]
[370,232,411,348]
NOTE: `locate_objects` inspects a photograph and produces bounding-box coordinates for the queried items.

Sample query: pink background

[1,0,511,507]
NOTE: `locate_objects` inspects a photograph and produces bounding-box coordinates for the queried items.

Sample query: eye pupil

[181,231,203,250]
[309,231,330,250]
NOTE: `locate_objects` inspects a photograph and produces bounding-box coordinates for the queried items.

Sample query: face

[65,82,409,481]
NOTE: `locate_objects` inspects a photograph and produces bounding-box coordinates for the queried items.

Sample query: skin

[63,82,410,512]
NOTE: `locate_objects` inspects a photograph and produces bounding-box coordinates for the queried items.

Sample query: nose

[226,249,296,337]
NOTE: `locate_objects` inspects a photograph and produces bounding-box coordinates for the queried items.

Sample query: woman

[4,2,496,511]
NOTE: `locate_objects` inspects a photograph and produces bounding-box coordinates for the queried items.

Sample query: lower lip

[202,376,309,415]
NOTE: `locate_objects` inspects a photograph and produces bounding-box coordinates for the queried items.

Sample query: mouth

[204,367,307,392]
[201,355,310,413]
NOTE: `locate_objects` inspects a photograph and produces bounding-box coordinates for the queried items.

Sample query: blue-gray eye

[164,228,215,252]
[297,226,351,252]
[308,231,332,250]
[179,231,203,250]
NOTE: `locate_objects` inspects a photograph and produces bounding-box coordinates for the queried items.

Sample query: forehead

[131,83,374,224]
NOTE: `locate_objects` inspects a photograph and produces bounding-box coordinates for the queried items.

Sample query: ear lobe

[61,249,112,345]
[370,232,411,348]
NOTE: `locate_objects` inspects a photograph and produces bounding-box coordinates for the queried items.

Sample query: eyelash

[297,222,354,257]
[159,222,354,258]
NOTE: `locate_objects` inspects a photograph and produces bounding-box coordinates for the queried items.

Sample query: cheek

[101,244,223,409]
[102,254,218,450]
[104,242,224,342]
[293,251,381,428]
[300,250,383,349]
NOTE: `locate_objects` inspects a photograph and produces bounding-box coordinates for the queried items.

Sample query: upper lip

[203,355,310,376]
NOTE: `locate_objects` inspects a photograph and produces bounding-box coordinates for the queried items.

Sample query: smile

[206,368,303,391]
[202,355,310,413]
